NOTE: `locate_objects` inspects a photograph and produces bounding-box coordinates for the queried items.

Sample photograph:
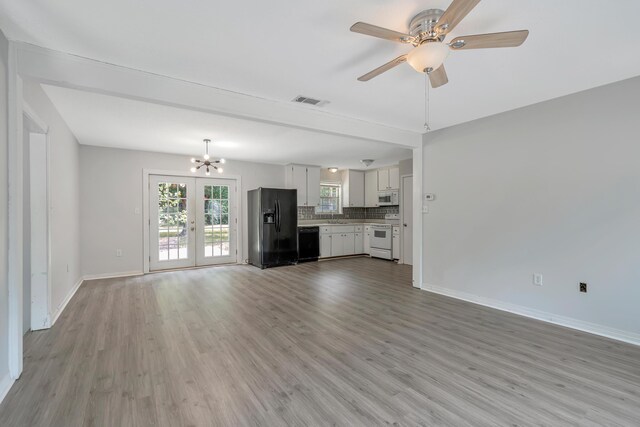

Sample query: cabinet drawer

[392,226,400,235]
[330,225,355,233]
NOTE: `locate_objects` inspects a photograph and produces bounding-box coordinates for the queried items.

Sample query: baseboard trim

[422,283,640,347]
[0,372,15,405]
[82,271,143,281]
[50,276,84,327]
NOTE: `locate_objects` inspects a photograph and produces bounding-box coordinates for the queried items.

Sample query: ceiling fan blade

[449,30,529,50]
[350,22,414,44]
[436,0,481,35]
[429,65,449,88]
[357,55,408,81]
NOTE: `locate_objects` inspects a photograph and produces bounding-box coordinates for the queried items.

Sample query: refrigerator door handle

[275,200,280,232]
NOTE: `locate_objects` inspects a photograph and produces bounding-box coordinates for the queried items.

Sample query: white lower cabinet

[354,232,363,254]
[364,225,371,254]
[343,233,355,255]
[320,234,332,258]
[319,225,367,258]
[392,226,400,260]
[330,233,343,257]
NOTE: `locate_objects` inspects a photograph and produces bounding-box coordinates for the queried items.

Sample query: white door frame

[142,169,242,273]
[400,174,413,265]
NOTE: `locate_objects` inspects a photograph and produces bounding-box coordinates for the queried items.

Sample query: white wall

[79,145,285,277]
[21,120,30,333]
[423,76,640,341]
[0,28,10,392]
[22,80,82,321]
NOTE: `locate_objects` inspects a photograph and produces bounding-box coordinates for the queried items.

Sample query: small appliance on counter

[298,226,320,263]
[248,188,298,269]
[369,214,399,260]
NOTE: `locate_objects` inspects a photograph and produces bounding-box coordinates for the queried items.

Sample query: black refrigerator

[248,188,298,269]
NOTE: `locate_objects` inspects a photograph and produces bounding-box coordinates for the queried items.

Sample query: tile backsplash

[297,206,399,221]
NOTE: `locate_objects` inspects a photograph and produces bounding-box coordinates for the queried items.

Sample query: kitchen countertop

[297,220,389,227]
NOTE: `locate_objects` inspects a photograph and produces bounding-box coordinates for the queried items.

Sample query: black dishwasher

[298,227,320,263]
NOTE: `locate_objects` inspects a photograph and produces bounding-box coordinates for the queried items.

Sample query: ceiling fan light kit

[350,0,529,87]
[407,41,449,73]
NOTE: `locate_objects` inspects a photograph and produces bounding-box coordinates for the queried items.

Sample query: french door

[149,175,237,271]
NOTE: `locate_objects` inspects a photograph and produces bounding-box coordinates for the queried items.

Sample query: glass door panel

[197,179,237,266]
[149,176,196,271]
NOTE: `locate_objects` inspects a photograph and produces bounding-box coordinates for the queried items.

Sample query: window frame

[316,182,342,214]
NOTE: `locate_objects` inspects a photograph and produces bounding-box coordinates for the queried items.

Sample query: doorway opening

[23,109,51,333]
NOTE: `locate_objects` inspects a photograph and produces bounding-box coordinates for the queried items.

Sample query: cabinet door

[365,170,378,207]
[363,227,370,254]
[389,167,400,190]
[330,233,343,257]
[378,168,389,191]
[292,165,308,206]
[306,166,321,208]
[343,233,355,256]
[349,171,365,207]
[354,232,364,254]
[392,234,400,260]
[320,234,332,258]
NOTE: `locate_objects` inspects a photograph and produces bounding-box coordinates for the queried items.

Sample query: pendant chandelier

[190,139,225,175]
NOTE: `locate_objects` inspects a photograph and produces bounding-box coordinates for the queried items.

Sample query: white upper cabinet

[306,166,321,208]
[377,168,389,191]
[388,166,400,190]
[285,164,320,207]
[365,170,378,207]
[342,170,365,208]
[377,166,400,191]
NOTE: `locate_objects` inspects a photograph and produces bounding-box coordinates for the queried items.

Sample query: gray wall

[399,157,412,177]
[423,75,640,337]
[79,145,285,276]
[0,29,10,386]
[22,80,82,320]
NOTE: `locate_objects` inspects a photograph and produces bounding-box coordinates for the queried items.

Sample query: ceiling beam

[16,42,422,148]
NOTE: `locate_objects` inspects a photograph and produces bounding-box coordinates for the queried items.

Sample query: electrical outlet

[116,249,123,257]
[533,273,543,286]
[579,282,587,293]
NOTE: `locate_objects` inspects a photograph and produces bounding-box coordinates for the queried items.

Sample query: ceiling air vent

[292,95,329,107]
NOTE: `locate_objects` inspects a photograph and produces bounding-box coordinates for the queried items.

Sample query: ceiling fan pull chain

[424,71,431,132]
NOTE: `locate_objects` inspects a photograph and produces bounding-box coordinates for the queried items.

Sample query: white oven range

[369,214,399,260]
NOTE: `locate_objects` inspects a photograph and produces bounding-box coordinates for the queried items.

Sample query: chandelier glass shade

[407,41,449,73]
[190,139,225,176]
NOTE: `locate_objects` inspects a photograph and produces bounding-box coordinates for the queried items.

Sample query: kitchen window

[316,183,341,214]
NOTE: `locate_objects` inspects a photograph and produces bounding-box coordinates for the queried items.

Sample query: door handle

[403,223,407,227]
[190,227,195,231]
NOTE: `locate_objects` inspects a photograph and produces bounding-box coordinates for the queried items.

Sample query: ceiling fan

[350,0,529,87]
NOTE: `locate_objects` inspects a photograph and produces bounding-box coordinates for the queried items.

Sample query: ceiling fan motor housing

[409,9,445,45]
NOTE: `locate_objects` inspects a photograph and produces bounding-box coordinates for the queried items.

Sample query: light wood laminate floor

[1,257,640,426]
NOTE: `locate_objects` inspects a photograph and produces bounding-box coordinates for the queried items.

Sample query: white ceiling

[41,85,412,169]
[3,0,640,134]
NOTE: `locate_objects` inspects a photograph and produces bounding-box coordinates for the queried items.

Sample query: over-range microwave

[377,191,399,206]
